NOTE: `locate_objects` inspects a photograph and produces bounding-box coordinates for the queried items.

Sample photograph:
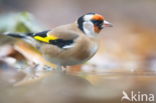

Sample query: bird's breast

[73,39,99,62]
[40,38,99,66]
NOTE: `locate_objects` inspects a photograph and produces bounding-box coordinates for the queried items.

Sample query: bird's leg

[24,64,40,79]
[32,64,39,75]
[42,65,53,71]
[55,65,67,73]
[56,64,63,72]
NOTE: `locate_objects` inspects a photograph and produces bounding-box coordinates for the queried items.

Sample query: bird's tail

[3,32,39,47]
[3,32,34,39]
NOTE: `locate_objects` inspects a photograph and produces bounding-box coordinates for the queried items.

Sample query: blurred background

[1,0,156,72]
[0,0,156,103]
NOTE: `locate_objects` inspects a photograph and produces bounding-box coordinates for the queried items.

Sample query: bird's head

[77,13,112,37]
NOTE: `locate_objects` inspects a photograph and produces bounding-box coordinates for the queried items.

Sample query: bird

[3,12,112,71]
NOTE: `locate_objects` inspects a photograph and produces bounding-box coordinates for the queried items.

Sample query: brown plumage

[40,23,99,66]
[3,13,112,70]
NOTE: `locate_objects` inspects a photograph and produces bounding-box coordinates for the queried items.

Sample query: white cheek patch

[83,21,97,37]
[83,21,94,30]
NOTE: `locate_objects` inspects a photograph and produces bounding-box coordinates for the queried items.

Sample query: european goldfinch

[4,13,112,70]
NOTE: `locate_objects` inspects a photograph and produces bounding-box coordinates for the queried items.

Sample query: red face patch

[92,14,104,21]
[94,25,101,33]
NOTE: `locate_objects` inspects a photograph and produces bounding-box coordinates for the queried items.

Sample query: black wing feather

[49,39,74,48]
[33,30,50,37]
[6,33,26,38]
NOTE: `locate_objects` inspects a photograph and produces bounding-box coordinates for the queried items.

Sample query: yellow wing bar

[34,35,58,43]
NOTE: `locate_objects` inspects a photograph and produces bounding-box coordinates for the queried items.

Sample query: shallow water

[0,67,156,103]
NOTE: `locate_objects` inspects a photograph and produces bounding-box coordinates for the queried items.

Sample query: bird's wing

[33,30,79,48]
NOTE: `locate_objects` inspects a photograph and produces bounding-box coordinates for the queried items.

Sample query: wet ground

[0,64,156,103]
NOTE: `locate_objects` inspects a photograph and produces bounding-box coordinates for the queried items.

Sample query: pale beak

[104,20,113,27]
